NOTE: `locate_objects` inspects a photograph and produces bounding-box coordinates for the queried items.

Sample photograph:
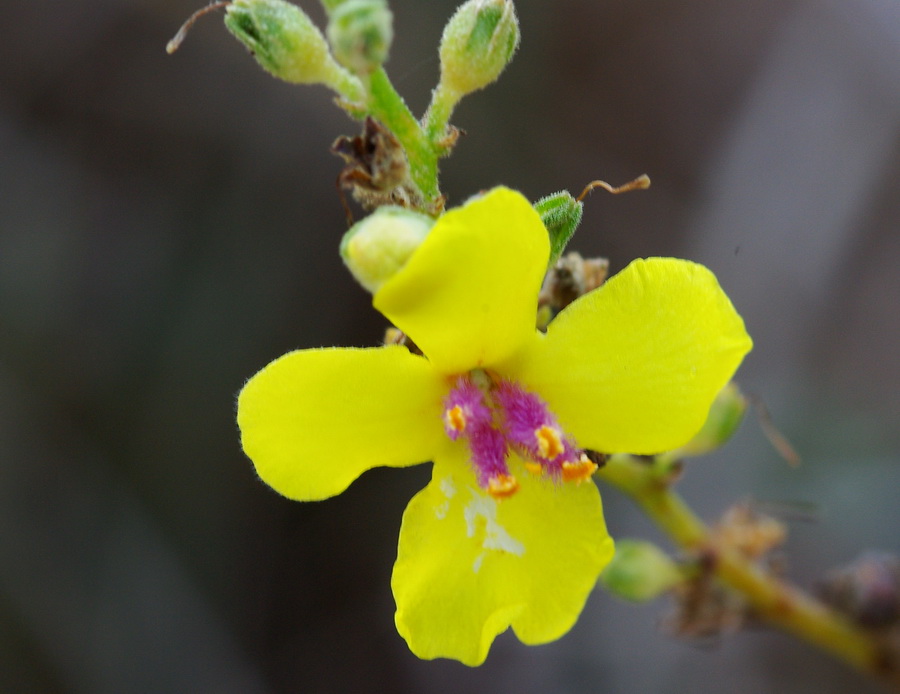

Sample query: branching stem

[597,454,899,689]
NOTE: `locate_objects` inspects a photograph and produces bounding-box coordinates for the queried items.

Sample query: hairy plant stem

[364,68,441,206]
[597,453,899,689]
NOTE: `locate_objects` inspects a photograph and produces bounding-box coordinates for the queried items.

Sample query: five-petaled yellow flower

[237,187,752,665]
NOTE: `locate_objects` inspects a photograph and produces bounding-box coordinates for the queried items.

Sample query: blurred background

[1,0,898,691]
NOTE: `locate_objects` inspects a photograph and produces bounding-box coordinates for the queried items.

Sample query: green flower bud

[319,0,350,13]
[672,382,747,458]
[439,0,520,98]
[224,0,362,97]
[533,191,583,268]
[599,540,683,603]
[327,0,393,74]
[340,207,434,293]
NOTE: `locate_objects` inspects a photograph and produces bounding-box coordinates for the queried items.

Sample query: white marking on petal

[473,552,485,573]
[440,477,457,499]
[434,501,449,519]
[463,490,525,560]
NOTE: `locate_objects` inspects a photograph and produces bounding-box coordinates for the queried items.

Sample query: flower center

[442,374,598,499]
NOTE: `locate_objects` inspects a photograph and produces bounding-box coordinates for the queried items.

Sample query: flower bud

[600,540,682,602]
[340,207,434,293]
[673,382,747,458]
[533,191,583,268]
[224,0,359,93]
[319,0,350,13]
[438,0,520,98]
[327,0,393,74]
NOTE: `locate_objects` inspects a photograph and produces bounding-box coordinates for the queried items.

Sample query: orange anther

[561,455,598,484]
[487,474,519,499]
[445,405,466,433]
[524,461,543,476]
[536,425,564,460]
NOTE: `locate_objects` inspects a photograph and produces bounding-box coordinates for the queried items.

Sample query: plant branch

[597,453,899,689]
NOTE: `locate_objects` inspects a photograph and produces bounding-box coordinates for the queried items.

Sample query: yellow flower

[237,187,752,665]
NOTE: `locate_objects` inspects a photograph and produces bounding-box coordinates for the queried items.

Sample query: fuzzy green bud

[340,207,434,293]
[319,0,350,13]
[533,191,583,268]
[599,540,683,603]
[672,382,747,459]
[224,0,362,97]
[438,0,520,98]
[327,0,393,74]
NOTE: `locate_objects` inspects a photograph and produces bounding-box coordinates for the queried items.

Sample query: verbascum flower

[237,187,752,665]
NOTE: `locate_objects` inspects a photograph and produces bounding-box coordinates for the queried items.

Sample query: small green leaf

[533,191,583,268]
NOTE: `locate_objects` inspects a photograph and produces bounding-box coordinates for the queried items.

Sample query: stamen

[535,425,564,460]
[445,405,466,434]
[468,426,510,487]
[561,454,598,484]
[443,377,491,441]
[487,474,519,499]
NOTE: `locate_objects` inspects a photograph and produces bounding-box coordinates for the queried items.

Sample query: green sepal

[533,191,583,268]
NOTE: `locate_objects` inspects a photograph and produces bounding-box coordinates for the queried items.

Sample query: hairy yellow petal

[506,257,752,454]
[375,187,548,375]
[392,448,613,665]
[238,346,446,500]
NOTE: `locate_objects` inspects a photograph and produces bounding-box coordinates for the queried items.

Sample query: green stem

[325,65,366,105]
[364,68,441,204]
[423,82,460,143]
[598,454,897,688]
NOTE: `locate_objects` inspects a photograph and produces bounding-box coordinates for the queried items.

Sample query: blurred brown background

[1,0,898,692]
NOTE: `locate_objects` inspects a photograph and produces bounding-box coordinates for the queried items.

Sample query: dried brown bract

[332,117,431,221]
[539,252,609,311]
[666,502,788,640]
[712,501,787,561]
[666,553,748,640]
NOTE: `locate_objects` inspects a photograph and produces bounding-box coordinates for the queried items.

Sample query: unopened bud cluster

[172,0,523,213]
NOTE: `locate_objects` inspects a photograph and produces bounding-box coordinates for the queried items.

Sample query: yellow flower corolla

[237,187,752,665]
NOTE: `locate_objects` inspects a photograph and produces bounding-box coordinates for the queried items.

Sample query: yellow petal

[374,187,549,375]
[392,447,614,665]
[505,258,752,454]
[237,346,447,501]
